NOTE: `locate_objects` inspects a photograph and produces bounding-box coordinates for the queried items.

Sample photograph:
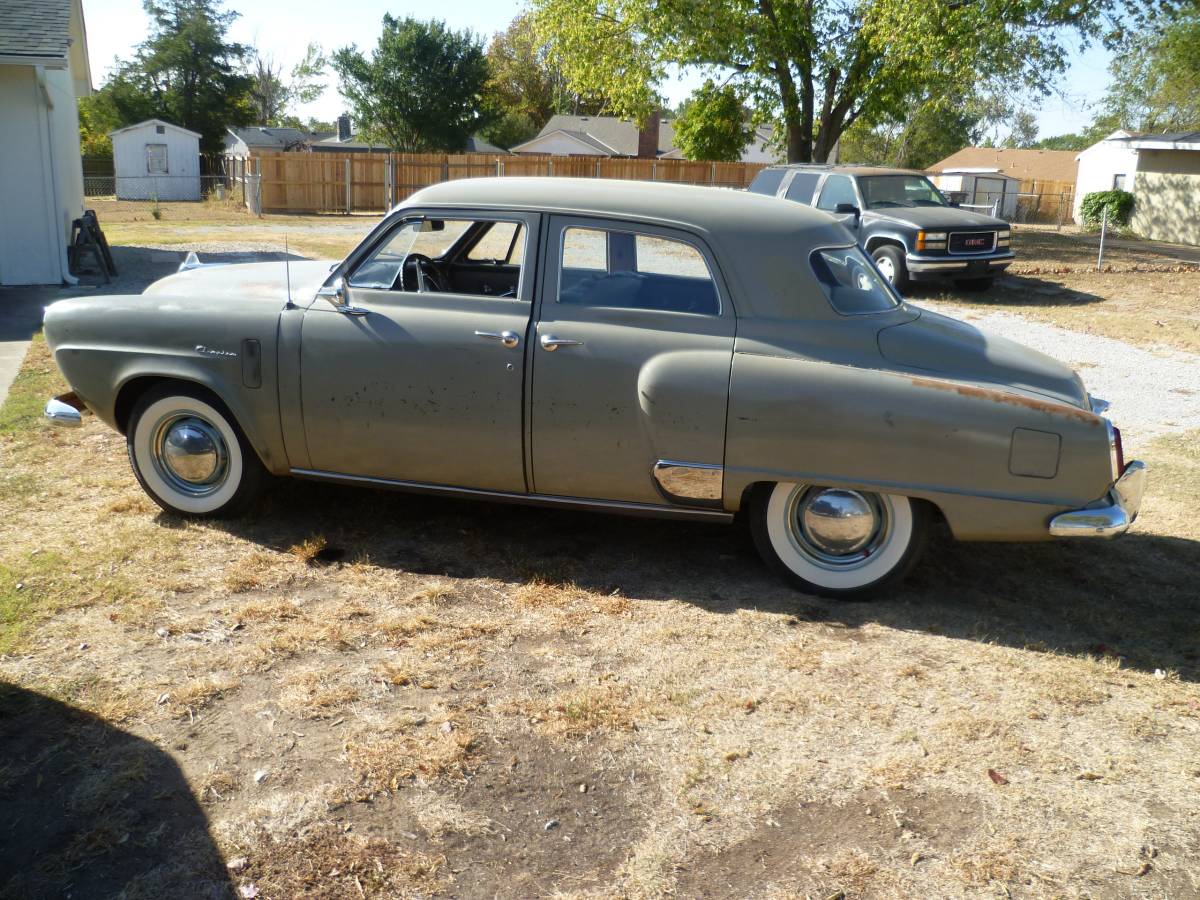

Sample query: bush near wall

[1080,190,1135,227]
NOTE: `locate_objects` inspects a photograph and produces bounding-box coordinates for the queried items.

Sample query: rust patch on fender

[907,376,1101,425]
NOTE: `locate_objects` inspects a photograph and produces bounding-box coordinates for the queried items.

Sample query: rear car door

[529,216,736,506]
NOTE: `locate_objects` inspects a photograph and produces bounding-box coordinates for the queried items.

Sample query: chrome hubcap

[875,255,895,282]
[152,415,228,495]
[785,486,891,569]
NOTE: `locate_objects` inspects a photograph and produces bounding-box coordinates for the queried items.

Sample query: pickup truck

[747,164,1014,291]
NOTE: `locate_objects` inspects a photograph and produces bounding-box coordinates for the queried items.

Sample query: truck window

[783,172,820,204]
[816,175,858,211]
[747,168,786,196]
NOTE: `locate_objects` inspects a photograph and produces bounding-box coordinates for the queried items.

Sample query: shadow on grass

[903,277,1108,309]
[210,479,1200,683]
[0,683,233,899]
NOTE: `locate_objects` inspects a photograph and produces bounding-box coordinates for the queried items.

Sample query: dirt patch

[674,789,985,898]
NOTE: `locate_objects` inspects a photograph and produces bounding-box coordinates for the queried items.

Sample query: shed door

[530,216,735,506]
[0,67,59,285]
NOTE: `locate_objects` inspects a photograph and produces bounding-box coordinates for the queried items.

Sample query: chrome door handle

[337,305,370,317]
[475,329,520,348]
[540,334,583,351]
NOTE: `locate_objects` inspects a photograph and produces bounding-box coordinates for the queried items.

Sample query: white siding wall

[1073,140,1140,221]
[113,123,201,200]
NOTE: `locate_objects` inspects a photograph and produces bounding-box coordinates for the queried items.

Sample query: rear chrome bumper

[44,392,87,427]
[1048,460,1147,538]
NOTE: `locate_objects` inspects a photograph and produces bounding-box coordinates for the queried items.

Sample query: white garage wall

[1074,136,1140,221]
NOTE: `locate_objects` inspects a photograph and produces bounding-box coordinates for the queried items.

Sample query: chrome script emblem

[195,345,238,359]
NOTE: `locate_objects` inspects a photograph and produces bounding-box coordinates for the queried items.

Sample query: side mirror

[834,203,860,217]
[316,276,346,308]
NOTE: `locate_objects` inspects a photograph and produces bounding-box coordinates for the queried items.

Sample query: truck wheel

[750,483,929,599]
[871,245,909,292]
[127,383,264,517]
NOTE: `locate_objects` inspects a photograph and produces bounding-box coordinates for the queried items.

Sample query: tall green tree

[673,80,754,161]
[533,0,1184,163]
[90,0,253,153]
[1102,10,1200,132]
[332,16,491,152]
[249,43,327,126]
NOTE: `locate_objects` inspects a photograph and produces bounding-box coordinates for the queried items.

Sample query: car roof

[407,176,836,231]
[767,164,928,178]
[401,177,855,320]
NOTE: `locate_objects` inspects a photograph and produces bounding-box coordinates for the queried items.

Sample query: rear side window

[559,227,719,315]
[810,247,899,314]
[784,172,820,204]
[747,168,786,196]
[816,174,858,211]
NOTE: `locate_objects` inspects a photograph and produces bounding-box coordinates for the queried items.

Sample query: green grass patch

[0,333,63,437]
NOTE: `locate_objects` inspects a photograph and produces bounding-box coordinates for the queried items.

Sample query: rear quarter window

[810,247,900,314]
[747,169,786,196]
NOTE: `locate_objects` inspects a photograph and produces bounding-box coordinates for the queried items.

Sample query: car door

[529,216,736,506]
[298,211,538,492]
[816,173,862,238]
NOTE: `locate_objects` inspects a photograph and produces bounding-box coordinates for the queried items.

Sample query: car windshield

[859,175,947,209]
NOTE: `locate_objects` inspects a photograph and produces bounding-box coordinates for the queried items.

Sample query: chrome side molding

[652,459,724,506]
[44,393,86,427]
[290,468,734,522]
[1049,460,1147,538]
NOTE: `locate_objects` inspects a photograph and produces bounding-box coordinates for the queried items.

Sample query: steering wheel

[401,253,447,293]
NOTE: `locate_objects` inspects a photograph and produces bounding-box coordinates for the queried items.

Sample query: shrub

[1080,190,1134,228]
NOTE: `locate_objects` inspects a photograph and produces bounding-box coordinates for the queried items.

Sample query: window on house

[146,143,168,175]
[1112,174,1126,190]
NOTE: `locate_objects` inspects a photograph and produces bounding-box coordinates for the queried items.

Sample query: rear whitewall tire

[750,482,929,599]
[127,386,263,517]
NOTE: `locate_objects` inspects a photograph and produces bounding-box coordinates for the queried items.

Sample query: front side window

[810,246,900,314]
[348,218,523,296]
[816,174,858,211]
[859,175,947,209]
[559,226,719,315]
[146,143,168,174]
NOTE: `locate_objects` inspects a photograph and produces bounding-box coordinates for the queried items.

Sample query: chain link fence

[944,190,1075,228]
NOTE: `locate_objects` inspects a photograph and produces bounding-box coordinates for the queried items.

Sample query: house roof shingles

[229,126,313,150]
[0,0,72,62]
[524,114,677,156]
[928,147,1080,184]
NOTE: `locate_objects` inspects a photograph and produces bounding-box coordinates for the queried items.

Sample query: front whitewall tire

[127,386,263,517]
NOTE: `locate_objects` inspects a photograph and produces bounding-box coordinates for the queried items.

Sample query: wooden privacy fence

[247,151,767,214]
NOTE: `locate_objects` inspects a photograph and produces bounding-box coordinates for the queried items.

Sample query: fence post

[595,159,601,178]
[1057,193,1066,232]
[651,160,657,181]
[442,158,450,182]
[496,158,502,176]
[1096,205,1108,271]
[345,158,352,215]
[548,158,554,176]
[710,161,717,186]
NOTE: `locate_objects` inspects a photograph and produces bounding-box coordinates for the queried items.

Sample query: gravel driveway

[925,302,1200,446]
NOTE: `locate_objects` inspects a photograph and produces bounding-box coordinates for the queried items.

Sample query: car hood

[867,206,1007,230]
[143,260,337,303]
[877,308,1087,409]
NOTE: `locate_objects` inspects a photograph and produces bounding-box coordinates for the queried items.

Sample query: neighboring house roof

[464,135,507,154]
[109,118,201,139]
[1113,131,1200,151]
[513,114,677,157]
[928,147,1079,184]
[311,134,507,154]
[0,0,71,65]
[228,126,312,150]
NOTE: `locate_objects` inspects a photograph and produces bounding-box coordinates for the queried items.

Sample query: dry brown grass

[3,327,1200,896]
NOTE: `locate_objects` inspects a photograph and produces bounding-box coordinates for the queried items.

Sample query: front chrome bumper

[1048,460,1147,538]
[906,251,1014,273]
[44,392,87,427]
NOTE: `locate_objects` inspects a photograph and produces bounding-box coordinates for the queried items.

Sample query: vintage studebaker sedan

[42,178,1146,598]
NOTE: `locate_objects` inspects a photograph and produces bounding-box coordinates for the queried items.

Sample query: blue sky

[82,0,1112,140]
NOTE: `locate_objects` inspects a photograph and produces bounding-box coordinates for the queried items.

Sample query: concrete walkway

[0,286,55,407]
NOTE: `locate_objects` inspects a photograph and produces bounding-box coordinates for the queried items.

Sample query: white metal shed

[929,168,1020,218]
[109,119,201,201]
